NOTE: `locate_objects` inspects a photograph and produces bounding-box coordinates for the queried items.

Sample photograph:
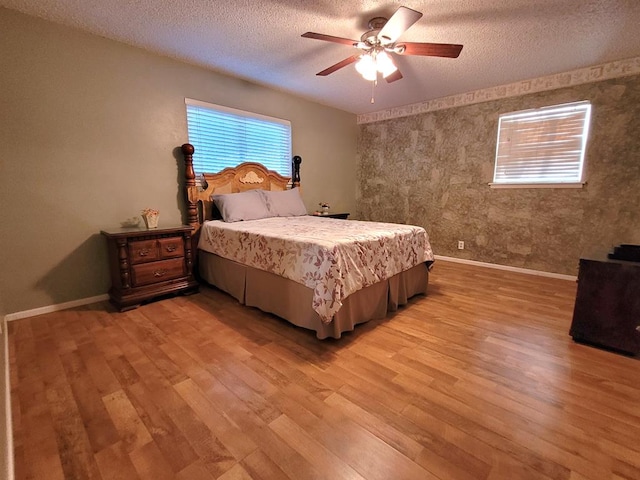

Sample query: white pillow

[260,188,308,217]
[211,190,272,222]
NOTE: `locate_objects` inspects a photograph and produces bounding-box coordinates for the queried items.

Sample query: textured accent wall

[357,75,640,275]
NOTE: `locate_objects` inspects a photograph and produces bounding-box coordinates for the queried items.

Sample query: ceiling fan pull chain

[371,78,377,104]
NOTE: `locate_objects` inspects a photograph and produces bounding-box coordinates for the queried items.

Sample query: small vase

[142,213,159,229]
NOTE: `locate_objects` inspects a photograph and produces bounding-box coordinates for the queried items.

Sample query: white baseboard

[3,294,109,323]
[434,255,577,281]
[3,318,14,480]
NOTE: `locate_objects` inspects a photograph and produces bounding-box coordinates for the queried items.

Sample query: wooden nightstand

[101,225,199,311]
[312,212,350,219]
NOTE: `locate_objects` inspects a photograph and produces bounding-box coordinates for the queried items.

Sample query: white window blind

[185,98,292,178]
[492,101,591,187]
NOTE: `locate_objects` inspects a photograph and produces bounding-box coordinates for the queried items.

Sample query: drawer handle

[165,245,177,252]
[138,249,150,257]
[153,269,167,277]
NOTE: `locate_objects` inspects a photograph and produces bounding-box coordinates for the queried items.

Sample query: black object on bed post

[292,155,302,188]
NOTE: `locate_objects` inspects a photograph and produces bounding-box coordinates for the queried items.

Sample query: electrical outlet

[458,240,464,250]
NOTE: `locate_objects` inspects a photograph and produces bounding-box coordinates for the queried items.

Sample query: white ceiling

[3,0,640,115]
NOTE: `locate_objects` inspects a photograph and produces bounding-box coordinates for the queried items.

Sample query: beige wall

[0,8,357,315]
[357,75,640,276]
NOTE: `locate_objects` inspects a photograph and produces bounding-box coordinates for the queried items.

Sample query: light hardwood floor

[9,261,640,480]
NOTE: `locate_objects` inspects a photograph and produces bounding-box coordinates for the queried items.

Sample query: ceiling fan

[302,6,463,84]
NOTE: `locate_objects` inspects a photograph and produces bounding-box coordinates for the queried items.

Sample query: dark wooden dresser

[569,256,640,355]
[101,225,199,311]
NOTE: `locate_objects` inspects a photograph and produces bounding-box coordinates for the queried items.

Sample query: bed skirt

[198,250,429,339]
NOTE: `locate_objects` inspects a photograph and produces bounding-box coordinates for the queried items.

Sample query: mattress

[197,215,434,322]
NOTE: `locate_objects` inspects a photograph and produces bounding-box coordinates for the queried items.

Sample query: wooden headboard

[181,143,302,231]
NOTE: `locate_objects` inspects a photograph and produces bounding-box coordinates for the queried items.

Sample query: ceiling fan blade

[302,32,358,47]
[399,42,463,58]
[378,6,423,44]
[385,69,403,83]
[316,55,361,76]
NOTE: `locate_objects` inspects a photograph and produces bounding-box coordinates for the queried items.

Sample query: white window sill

[489,182,585,189]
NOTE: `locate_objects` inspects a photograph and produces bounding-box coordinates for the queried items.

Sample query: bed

[181,143,434,339]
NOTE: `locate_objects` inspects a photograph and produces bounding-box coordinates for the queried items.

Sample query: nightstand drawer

[129,240,160,264]
[158,237,184,259]
[131,258,185,286]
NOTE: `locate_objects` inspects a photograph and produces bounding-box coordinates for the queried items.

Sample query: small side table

[101,225,199,311]
[312,212,350,220]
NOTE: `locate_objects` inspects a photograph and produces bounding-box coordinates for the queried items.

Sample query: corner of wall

[0,317,14,480]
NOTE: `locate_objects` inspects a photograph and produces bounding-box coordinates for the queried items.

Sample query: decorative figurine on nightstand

[319,202,330,215]
[141,208,159,228]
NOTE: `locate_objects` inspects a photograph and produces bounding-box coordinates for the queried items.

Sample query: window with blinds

[491,101,592,188]
[185,98,292,179]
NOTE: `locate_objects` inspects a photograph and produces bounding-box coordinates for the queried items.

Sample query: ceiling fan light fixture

[355,54,377,81]
[355,50,397,81]
[376,50,398,78]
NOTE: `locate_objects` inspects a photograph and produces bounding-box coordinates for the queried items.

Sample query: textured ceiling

[3,0,640,114]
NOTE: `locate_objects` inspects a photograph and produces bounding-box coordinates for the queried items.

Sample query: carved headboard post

[292,155,302,188]
[181,143,200,230]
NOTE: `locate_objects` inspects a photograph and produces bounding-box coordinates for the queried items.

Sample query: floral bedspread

[198,216,434,323]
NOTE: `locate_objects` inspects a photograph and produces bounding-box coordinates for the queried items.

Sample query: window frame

[185,98,292,180]
[490,101,592,189]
